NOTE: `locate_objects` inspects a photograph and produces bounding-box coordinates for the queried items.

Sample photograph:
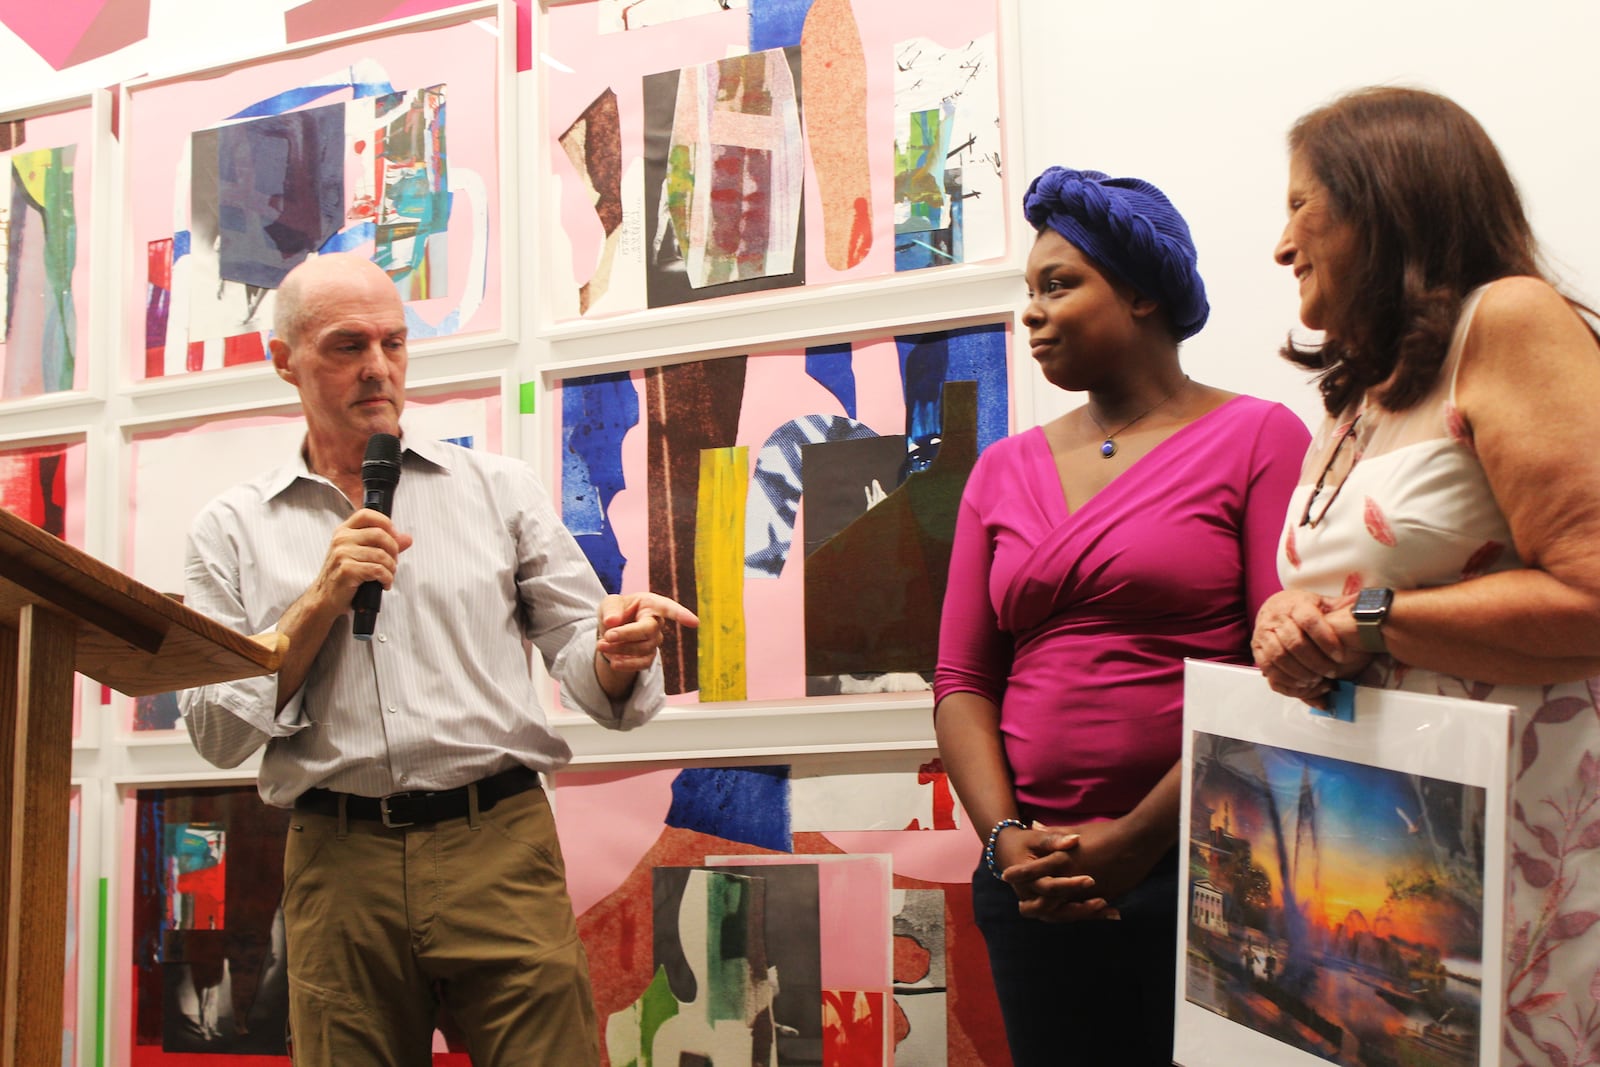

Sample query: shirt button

[387,704,397,714]
[377,634,388,643]
[399,774,409,785]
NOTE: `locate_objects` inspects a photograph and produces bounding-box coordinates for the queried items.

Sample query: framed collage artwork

[538,0,1011,324]
[0,90,109,406]
[120,1,514,384]
[112,774,537,1065]
[551,319,1009,701]
[549,754,1010,1067]
[0,427,87,557]
[0,425,99,739]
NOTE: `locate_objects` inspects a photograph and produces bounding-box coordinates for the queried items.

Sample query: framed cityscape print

[1177,661,1515,1067]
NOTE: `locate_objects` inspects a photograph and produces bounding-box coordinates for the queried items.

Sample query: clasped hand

[996,820,1152,922]
[1251,588,1373,707]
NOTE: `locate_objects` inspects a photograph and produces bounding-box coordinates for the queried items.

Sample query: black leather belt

[294,765,541,828]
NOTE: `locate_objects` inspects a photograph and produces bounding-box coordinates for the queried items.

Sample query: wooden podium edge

[0,510,283,695]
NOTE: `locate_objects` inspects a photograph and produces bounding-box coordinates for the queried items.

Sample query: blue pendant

[1100,439,1117,458]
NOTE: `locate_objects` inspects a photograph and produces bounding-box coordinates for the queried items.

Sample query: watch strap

[1355,618,1388,653]
[1353,587,1394,654]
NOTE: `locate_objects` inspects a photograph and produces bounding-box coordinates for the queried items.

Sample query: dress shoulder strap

[1359,285,1492,455]
[1446,284,1494,408]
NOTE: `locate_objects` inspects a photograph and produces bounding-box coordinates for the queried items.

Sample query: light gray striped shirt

[179,434,663,807]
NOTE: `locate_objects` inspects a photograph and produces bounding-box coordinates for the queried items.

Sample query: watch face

[1354,587,1393,617]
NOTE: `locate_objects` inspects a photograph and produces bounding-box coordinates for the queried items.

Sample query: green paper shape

[639,964,680,1066]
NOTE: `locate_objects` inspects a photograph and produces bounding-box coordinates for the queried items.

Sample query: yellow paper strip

[695,446,747,702]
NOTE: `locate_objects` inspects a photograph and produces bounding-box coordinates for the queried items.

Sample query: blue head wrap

[1023,166,1210,341]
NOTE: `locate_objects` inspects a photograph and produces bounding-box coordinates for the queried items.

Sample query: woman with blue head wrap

[934,167,1310,1065]
[1022,165,1212,347]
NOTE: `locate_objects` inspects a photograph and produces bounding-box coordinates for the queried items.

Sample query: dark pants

[972,849,1179,1067]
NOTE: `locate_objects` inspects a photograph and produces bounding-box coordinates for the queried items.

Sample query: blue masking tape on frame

[1307,679,1357,722]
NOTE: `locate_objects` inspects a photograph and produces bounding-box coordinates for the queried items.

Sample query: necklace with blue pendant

[1085,376,1189,459]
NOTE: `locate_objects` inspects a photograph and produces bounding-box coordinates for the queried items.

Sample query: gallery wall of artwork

[12,0,1596,1060]
[0,1,1028,1063]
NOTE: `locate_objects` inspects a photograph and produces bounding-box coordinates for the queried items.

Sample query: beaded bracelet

[984,818,1027,881]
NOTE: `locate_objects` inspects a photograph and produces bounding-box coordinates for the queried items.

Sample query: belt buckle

[379,793,415,829]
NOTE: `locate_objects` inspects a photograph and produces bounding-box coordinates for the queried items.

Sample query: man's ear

[270,338,295,384]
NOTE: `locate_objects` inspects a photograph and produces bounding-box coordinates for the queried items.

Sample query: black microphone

[352,432,402,640]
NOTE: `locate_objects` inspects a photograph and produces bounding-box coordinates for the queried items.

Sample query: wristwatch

[1352,587,1394,653]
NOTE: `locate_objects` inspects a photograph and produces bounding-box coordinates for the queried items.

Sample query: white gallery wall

[1015,0,1600,427]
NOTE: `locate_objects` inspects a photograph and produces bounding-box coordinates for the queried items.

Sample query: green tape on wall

[96,876,108,1067]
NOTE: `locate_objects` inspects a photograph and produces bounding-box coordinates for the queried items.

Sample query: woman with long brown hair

[1254,86,1600,1065]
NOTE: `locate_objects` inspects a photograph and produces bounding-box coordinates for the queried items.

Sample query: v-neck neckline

[1040,394,1246,520]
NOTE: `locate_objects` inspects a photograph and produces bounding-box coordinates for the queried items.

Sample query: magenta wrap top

[934,396,1309,826]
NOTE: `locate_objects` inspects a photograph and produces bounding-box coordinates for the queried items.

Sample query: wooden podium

[0,509,285,1067]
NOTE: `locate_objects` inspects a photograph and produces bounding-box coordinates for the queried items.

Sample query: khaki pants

[281,785,600,1066]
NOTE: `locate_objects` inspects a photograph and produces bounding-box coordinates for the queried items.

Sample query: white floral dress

[1280,284,1600,1067]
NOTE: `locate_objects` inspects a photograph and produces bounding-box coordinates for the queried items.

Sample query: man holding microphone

[180,253,694,1065]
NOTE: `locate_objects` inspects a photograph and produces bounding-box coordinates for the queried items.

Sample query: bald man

[180,254,695,1065]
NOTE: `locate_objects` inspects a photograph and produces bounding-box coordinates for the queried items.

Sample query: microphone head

[361,432,403,489]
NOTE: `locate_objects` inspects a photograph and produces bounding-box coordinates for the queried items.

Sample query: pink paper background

[0,0,147,70]
[554,765,975,918]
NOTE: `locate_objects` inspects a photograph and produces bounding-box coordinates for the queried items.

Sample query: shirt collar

[400,434,456,473]
[263,427,456,502]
